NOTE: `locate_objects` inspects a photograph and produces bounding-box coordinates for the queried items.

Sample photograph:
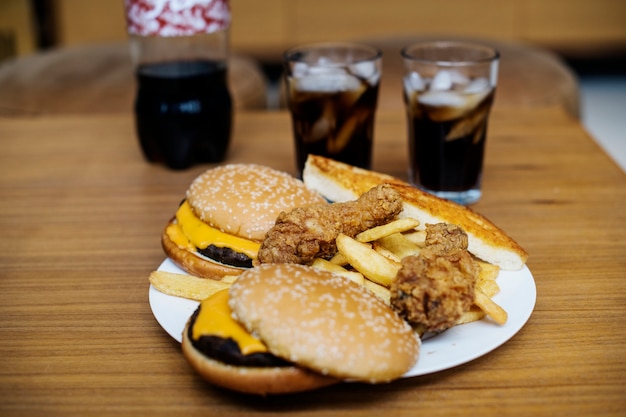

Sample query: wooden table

[1,108,624,416]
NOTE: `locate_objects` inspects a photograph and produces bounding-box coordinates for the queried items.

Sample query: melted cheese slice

[168,200,260,259]
[192,289,267,355]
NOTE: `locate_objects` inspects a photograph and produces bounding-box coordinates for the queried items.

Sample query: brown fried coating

[390,224,478,333]
[257,184,403,265]
[424,222,469,252]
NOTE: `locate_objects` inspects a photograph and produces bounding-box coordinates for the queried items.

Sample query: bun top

[228,264,420,383]
[186,164,326,241]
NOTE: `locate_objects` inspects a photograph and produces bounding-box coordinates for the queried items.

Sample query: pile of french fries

[150,218,507,330]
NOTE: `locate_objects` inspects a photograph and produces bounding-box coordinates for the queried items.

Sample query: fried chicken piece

[424,222,469,252]
[257,184,403,265]
[390,224,478,333]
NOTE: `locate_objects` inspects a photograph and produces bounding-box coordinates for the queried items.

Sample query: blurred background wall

[2,0,626,64]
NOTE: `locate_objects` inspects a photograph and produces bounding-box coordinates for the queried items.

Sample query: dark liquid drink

[286,77,378,173]
[405,88,494,193]
[134,60,232,170]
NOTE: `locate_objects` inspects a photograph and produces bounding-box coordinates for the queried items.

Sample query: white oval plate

[149,258,536,377]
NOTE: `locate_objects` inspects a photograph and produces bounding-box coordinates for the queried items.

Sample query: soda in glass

[284,42,382,174]
[402,41,499,204]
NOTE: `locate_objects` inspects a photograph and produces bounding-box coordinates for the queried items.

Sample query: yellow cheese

[171,201,260,259]
[192,289,267,355]
[166,222,195,252]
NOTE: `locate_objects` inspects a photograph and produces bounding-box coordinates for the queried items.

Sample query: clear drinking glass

[402,41,499,205]
[284,42,382,175]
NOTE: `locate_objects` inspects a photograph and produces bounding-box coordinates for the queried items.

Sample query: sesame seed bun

[228,264,421,383]
[186,164,326,242]
[164,164,326,279]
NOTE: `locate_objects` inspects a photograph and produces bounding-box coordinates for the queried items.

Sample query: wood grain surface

[0,108,624,416]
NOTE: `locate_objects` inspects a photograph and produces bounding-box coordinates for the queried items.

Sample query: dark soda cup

[284,42,382,175]
[134,60,232,170]
[402,41,499,205]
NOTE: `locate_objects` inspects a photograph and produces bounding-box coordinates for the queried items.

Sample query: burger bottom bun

[182,321,338,395]
[161,221,245,280]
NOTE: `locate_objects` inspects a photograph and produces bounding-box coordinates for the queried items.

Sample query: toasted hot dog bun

[302,155,528,270]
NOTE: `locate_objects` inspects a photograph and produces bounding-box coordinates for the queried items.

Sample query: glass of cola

[402,41,499,205]
[283,42,382,175]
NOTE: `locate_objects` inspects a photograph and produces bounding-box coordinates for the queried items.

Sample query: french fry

[372,241,402,262]
[336,234,401,287]
[476,260,501,297]
[476,260,500,281]
[401,230,426,246]
[477,276,500,298]
[363,279,391,305]
[221,275,239,284]
[355,218,420,243]
[456,305,487,325]
[377,233,422,260]
[328,252,349,266]
[474,286,507,325]
[149,270,232,301]
[311,258,365,285]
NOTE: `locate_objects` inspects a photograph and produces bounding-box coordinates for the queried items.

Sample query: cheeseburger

[162,164,326,279]
[182,264,421,395]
